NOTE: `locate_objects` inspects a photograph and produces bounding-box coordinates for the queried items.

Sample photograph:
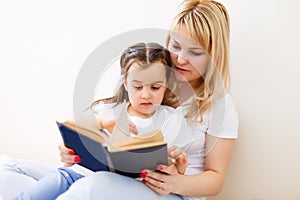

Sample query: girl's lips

[140,103,152,106]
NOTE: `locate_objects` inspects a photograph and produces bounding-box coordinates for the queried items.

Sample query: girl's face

[124,62,167,118]
[168,24,210,89]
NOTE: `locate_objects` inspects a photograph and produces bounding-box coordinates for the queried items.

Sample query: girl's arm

[168,146,188,175]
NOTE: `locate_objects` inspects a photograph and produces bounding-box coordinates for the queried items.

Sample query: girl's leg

[0,156,55,199]
[13,167,83,200]
[57,171,187,200]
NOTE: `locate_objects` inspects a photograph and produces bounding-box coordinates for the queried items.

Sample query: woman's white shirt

[176,94,239,175]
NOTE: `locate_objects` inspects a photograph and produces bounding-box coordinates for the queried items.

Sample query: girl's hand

[58,144,81,167]
[168,146,188,174]
[100,117,138,135]
[140,164,183,195]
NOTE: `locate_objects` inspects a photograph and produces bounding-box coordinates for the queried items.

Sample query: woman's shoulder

[207,93,239,138]
[212,93,238,116]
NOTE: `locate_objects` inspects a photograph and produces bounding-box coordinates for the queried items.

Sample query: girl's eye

[133,85,142,90]
[151,85,161,90]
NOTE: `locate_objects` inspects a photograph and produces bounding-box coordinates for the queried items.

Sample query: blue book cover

[56,121,168,178]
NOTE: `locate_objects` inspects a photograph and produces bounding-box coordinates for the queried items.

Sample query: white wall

[1,0,299,199]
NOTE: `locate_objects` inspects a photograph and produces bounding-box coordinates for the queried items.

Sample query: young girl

[11,42,191,200]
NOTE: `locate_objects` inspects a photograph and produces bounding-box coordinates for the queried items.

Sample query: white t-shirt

[73,95,238,200]
[71,102,195,176]
[92,95,238,176]
[176,94,239,175]
[93,102,194,148]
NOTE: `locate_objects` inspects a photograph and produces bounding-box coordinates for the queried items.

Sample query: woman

[57,0,238,199]
[0,1,238,200]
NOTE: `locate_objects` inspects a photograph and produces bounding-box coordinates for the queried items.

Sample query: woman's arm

[143,135,236,197]
[58,144,79,167]
[177,136,236,197]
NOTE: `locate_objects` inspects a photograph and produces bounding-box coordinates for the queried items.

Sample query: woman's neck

[172,79,203,108]
[177,82,196,103]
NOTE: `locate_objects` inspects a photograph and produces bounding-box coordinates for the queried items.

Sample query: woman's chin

[175,74,189,83]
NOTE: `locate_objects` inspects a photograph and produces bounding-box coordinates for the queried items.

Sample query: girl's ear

[122,76,128,91]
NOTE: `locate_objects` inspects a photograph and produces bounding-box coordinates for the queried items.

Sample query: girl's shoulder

[155,105,178,115]
[92,102,125,118]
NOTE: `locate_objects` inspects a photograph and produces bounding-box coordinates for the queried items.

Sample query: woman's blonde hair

[166,0,230,121]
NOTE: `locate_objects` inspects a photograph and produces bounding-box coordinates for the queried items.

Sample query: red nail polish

[141,169,148,174]
[68,150,75,155]
[140,173,146,178]
[157,165,163,170]
[74,156,81,163]
[142,179,147,184]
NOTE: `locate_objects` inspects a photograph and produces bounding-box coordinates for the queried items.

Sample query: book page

[110,103,130,142]
[63,121,106,144]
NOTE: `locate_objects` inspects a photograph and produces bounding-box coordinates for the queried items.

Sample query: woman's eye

[190,51,203,56]
[172,45,181,50]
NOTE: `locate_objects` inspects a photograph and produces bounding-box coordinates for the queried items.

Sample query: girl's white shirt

[94,103,193,148]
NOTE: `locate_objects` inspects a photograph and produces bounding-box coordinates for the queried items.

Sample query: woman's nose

[176,53,188,64]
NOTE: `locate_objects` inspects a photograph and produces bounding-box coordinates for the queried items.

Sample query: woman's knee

[84,171,118,188]
[0,156,16,173]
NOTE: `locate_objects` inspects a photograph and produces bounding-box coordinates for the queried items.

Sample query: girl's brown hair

[89,42,176,111]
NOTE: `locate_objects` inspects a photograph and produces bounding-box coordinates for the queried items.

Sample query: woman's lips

[175,67,189,74]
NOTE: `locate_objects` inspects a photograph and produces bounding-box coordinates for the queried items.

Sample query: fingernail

[74,156,81,163]
[140,173,146,178]
[68,150,75,155]
[141,170,148,176]
[142,179,146,184]
[157,165,163,170]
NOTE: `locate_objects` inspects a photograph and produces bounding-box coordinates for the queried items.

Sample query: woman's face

[168,25,210,88]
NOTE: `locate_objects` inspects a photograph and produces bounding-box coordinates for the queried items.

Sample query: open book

[56,105,168,178]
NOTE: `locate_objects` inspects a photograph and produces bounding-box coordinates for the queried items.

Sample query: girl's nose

[141,88,151,99]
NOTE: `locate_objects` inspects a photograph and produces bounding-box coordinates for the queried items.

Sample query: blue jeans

[13,167,83,200]
[0,156,55,199]
[57,171,190,200]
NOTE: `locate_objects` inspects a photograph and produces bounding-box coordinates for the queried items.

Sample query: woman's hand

[58,117,138,167]
[168,146,188,174]
[140,164,184,195]
[58,144,81,167]
[140,146,188,195]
